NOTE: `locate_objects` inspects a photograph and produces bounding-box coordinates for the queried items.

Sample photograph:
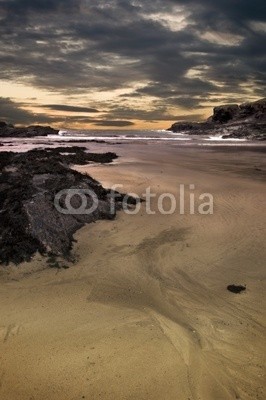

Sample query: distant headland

[168,98,266,140]
[0,122,59,138]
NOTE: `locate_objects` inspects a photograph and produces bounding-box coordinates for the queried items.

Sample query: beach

[0,141,265,400]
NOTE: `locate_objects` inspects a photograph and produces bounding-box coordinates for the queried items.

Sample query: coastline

[0,141,265,399]
[1,0,265,396]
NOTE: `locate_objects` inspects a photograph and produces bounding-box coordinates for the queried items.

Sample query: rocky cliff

[168,98,266,140]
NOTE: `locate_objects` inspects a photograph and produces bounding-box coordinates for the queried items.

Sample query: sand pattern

[0,142,265,399]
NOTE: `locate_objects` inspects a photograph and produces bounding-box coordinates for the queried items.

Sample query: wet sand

[0,142,265,399]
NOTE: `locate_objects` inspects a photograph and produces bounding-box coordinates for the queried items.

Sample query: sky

[0,0,265,129]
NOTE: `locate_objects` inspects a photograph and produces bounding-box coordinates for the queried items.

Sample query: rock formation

[168,98,266,140]
[0,122,59,137]
[0,147,139,266]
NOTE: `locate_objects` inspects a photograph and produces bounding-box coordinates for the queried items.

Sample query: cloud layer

[0,0,265,127]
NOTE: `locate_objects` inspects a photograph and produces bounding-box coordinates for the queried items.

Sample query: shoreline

[0,141,265,399]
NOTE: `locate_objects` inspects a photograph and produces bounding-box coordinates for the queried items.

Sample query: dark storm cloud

[0,97,134,127]
[0,0,265,120]
[132,79,218,104]
[54,115,134,126]
[0,0,80,14]
[42,105,99,113]
[103,105,203,122]
[173,0,266,27]
[0,97,69,125]
[92,120,135,127]
[0,97,42,125]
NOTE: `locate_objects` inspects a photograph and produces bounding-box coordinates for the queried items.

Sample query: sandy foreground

[0,142,265,400]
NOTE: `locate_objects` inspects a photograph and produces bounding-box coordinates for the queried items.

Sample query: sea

[55,129,247,144]
[1,129,265,152]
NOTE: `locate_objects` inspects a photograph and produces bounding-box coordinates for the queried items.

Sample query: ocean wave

[206,135,247,142]
[49,134,191,141]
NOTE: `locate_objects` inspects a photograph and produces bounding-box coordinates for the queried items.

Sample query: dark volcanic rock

[168,98,266,140]
[227,284,246,294]
[0,147,139,265]
[212,104,239,124]
[221,122,266,140]
[239,98,266,121]
[0,121,12,128]
[0,122,59,137]
[168,122,214,133]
